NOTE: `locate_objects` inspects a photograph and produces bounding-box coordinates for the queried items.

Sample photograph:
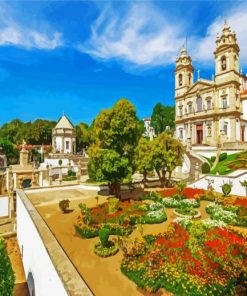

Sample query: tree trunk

[108,183,114,195]
[142,172,148,188]
[156,170,165,188]
[166,171,172,187]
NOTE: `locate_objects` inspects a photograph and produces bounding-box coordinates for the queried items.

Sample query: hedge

[0,239,15,296]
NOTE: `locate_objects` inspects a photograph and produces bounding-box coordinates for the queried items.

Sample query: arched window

[206,97,212,110]
[178,74,183,86]
[196,96,202,112]
[221,56,227,71]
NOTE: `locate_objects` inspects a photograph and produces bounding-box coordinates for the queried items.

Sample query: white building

[52,114,76,154]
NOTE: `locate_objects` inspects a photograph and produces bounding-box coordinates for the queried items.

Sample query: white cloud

[80,2,247,70]
[0,3,63,50]
[80,4,185,68]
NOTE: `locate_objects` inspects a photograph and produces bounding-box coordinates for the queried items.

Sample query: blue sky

[0,0,247,126]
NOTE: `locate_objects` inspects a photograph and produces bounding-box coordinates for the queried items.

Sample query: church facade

[175,22,247,148]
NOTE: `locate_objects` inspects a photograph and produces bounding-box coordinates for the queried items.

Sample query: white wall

[189,171,247,196]
[243,100,247,120]
[0,196,9,217]
[16,193,68,296]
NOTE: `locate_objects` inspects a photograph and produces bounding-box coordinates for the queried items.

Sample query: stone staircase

[185,152,203,184]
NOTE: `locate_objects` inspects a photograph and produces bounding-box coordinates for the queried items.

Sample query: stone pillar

[77,160,81,180]
[195,162,200,180]
[20,147,29,166]
[8,167,14,218]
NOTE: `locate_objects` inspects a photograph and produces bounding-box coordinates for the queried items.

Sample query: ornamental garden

[74,183,247,295]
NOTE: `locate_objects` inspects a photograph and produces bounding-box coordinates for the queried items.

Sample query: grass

[210,151,247,175]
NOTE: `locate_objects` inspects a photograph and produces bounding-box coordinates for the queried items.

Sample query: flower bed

[174,208,201,219]
[75,200,167,239]
[159,188,205,199]
[121,223,247,295]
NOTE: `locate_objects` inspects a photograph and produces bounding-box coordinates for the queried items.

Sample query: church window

[179,128,183,139]
[221,56,227,71]
[223,122,228,135]
[66,141,70,150]
[178,106,183,117]
[222,97,227,108]
[206,99,212,110]
[188,104,192,114]
[196,96,202,112]
[178,74,183,86]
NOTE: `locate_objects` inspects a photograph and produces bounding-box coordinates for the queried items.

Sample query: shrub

[108,197,119,214]
[75,225,99,238]
[211,156,216,163]
[175,181,186,195]
[0,239,15,296]
[142,209,167,224]
[219,152,227,162]
[99,228,111,247]
[94,240,119,257]
[59,199,70,213]
[58,159,63,166]
[201,162,210,174]
[68,170,76,177]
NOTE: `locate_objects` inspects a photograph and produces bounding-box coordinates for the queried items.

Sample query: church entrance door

[196,124,203,144]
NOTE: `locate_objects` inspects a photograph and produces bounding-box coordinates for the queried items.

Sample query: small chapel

[52,114,76,154]
[175,21,247,149]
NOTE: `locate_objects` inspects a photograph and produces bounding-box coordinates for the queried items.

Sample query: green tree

[76,122,92,151]
[89,99,142,197]
[151,103,175,134]
[150,132,184,187]
[0,239,15,295]
[88,145,131,198]
[134,138,153,186]
[0,138,19,164]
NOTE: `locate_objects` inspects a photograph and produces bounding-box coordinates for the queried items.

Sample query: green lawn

[210,151,247,175]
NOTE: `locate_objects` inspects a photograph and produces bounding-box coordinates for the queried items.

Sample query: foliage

[221,182,233,197]
[0,138,18,164]
[0,239,15,296]
[68,170,76,177]
[149,132,184,187]
[201,162,210,174]
[121,224,247,295]
[74,225,99,238]
[206,203,238,225]
[94,240,119,257]
[211,155,216,163]
[99,227,111,247]
[134,138,153,184]
[210,151,247,175]
[88,146,131,198]
[58,159,63,166]
[175,181,186,195]
[76,122,92,151]
[176,207,198,217]
[219,152,228,162]
[108,197,119,214]
[142,209,167,224]
[150,103,175,134]
[58,199,70,213]
[89,99,143,197]
[240,180,247,188]
[0,118,56,145]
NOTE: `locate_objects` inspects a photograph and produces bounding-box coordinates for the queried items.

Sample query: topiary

[221,182,232,197]
[201,162,210,174]
[58,159,63,166]
[211,156,216,163]
[99,227,111,247]
[219,152,227,162]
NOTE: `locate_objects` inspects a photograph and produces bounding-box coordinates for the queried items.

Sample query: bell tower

[175,47,194,97]
[214,21,240,84]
